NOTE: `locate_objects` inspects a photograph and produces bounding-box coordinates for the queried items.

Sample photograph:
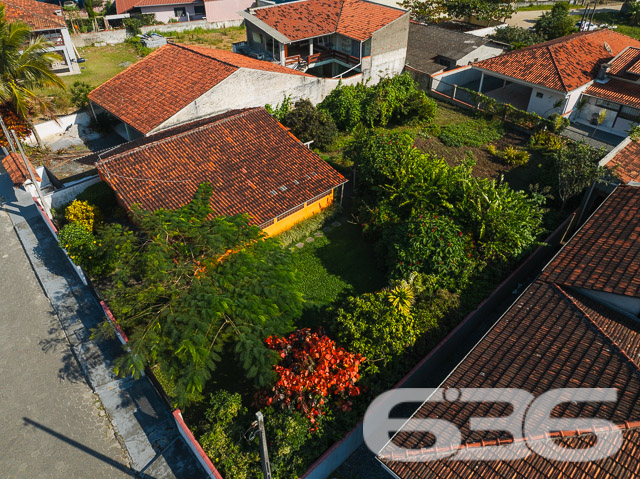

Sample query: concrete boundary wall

[300,212,577,479]
[26,111,92,145]
[72,20,243,47]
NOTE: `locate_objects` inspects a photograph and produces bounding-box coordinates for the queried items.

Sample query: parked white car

[576,21,599,31]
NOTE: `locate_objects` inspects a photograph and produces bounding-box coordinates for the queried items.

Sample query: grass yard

[291,220,386,329]
[570,11,640,39]
[150,25,246,49]
[516,4,555,11]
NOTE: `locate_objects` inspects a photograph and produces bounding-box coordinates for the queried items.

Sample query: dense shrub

[319,73,436,131]
[548,113,570,133]
[282,99,337,150]
[58,222,99,270]
[552,141,606,207]
[489,25,545,49]
[501,146,530,166]
[438,118,503,147]
[75,181,120,217]
[265,95,292,122]
[70,81,93,109]
[65,199,102,232]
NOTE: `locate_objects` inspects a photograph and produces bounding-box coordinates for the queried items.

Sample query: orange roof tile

[607,46,640,77]
[603,139,640,184]
[474,30,640,92]
[251,0,407,42]
[1,0,66,30]
[2,152,40,186]
[95,108,347,225]
[88,44,312,135]
[585,77,640,109]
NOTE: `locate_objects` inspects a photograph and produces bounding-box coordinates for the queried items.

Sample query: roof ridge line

[335,0,347,33]
[546,43,568,92]
[386,419,640,461]
[95,108,260,168]
[553,283,640,374]
[170,43,242,71]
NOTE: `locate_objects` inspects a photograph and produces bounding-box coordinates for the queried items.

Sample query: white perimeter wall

[457,44,506,67]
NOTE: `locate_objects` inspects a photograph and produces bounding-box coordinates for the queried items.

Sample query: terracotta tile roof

[88,43,311,135]
[585,77,640,109]
[2,152,40,186]
[474,30,640,92]
[602,138,640,184]
[607,46,640,77]
[383,280,640,478]
[2,0,66,30]
[541,186,640,297]
[382,186,640,478]
[94,108,346,225]
[251,0,406,42]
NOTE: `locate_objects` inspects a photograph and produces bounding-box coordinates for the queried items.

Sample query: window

[194,5,205,15]
[595,98,620,111]
[618,105,640,121]
[536,92,544,99]
[362,39,371,57]
[174,7,186,16]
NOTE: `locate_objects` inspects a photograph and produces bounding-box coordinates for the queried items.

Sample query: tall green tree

[0,5,64,146]
[99,184,303,406]
[534,2,577,40]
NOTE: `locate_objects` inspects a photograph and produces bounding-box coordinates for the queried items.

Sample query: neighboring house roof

[88,43,312,135]
[585,77,640,109]
[2,152,40,186]
[607,46,640,78]
[406,22,505,75]
[600,137,640,184]
[94,108,347,225]
[249,0,407,42]
[473,30,640,92]
[1,0,66,30]
[382,186,640,478]
[116,0,211,14]
[540,186,640,296]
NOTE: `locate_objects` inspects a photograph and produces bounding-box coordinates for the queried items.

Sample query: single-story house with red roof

[3,0,79,75]
[236,0,409,82]
[115,0,252,24]
[90,107,347,236]
[431,30,640,137]
[87,42,356,140]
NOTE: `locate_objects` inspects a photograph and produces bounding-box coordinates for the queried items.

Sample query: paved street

[507,2,624,28]
[0,202,133,478]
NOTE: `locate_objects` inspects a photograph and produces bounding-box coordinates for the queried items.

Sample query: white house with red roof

[2,0,79,75]
[236,0,409,81]
[88,43,357,140]
[116,0,252,24]
[431,30,640,137]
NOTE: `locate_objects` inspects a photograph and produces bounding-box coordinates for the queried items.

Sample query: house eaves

[237,10,291,44]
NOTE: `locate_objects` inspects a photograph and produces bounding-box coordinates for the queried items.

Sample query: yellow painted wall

[263,190,335,236]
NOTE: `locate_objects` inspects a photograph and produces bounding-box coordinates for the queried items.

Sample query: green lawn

[291,221,386,329]
[517,4,555,11]
[570,12,640,40]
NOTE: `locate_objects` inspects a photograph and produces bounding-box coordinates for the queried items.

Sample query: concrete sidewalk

[0,172,205,479]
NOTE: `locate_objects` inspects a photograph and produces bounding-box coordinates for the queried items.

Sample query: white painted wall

[140,4,205,23]
[457,44,506,67]
[152,68,362,133]
[525,87,565,117]
[204,0,254,22]
[48,175,102,210]
[25,111,92,145]
[431,66,480,93]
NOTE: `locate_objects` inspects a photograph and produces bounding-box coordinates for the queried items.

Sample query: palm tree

[0,5,64,147]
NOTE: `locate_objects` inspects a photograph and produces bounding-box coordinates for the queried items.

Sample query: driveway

[0,190,132,477]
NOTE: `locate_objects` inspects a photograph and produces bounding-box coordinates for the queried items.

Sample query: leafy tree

[445,0,515,23]
[123,17,143,37]
[552,141,605,208]
[534,2,577,40]
[98,184,303,406]
[489,25,545,49]
[625,0,640,25]
[0,5,64,147]
[400,0,447,23]
[318,82,367,130]
[335,288,418,373]
[265,95,292,122]
[282,99,337,150]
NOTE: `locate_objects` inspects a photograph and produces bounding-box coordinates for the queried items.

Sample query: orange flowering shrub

[258,328,363,423]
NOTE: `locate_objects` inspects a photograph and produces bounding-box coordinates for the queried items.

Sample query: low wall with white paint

[26,111,92,145]
[44,175,102,211]
[72,20,243,47]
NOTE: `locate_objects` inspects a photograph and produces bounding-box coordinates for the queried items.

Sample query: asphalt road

[0,188,132,478]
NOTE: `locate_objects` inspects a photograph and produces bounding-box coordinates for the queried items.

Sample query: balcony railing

[307,50,359,66]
